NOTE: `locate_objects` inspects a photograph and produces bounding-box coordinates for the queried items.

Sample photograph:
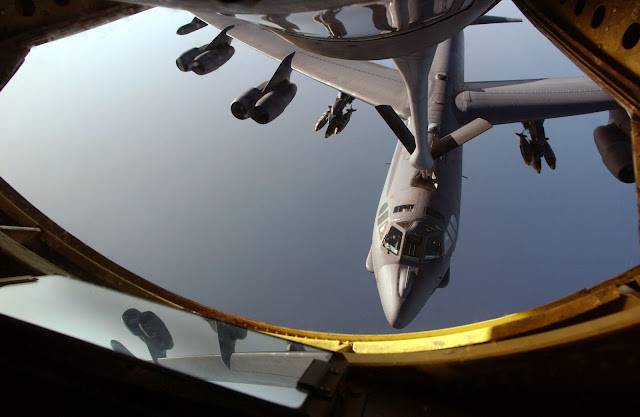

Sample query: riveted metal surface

[513,0,640,111]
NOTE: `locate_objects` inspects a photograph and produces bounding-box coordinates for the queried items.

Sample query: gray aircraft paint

[131,0,499,60]
[370,33,465,328]
[366,26,619,327]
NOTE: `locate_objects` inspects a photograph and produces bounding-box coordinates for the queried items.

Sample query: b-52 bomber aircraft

[167,0,630,328]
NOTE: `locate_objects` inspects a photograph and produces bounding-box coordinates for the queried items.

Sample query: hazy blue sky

[0,1,637,334]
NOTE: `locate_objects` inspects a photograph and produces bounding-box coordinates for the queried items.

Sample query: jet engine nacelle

[250,81,297,124]
[594,124,635,183]
[176,47,204,72]
[176,26,235,74]
[191,44,235,75]
[230,52,297,124]
[230,81,269,120]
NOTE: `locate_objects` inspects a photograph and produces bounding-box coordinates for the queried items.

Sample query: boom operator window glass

[0,276,328,409]
[383,226,403,255]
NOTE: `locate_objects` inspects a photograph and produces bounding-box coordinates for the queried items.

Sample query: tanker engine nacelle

[230,52,297,125]
[252,81,297,124]
[231,81,269,120]
[191,45,235,75]
[231,81,297,124]
[593,109,635,183]
[176,26,235,75]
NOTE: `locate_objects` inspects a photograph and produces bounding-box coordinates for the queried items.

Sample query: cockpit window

[425,207,445,224]
[423,235,442,261]
[461,0,475,11]
[393,204,415,213]
[425,224,440,234]
[450,214,458,233]
[444,231,452,254]
[402,234,423,261]
[383,226,403,255]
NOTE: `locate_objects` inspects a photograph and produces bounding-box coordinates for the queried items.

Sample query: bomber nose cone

[377,264,409,329]
[377,264,440,329]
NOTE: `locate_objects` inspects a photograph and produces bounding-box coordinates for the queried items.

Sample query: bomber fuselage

[367,32,464,328]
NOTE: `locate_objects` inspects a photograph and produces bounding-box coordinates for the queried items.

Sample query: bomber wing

[192,14,618,126]
[455,77,619,125]
[191,13,621,172]
[194,12,410,118]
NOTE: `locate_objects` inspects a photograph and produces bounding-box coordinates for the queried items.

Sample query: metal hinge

[297,354,348,399]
